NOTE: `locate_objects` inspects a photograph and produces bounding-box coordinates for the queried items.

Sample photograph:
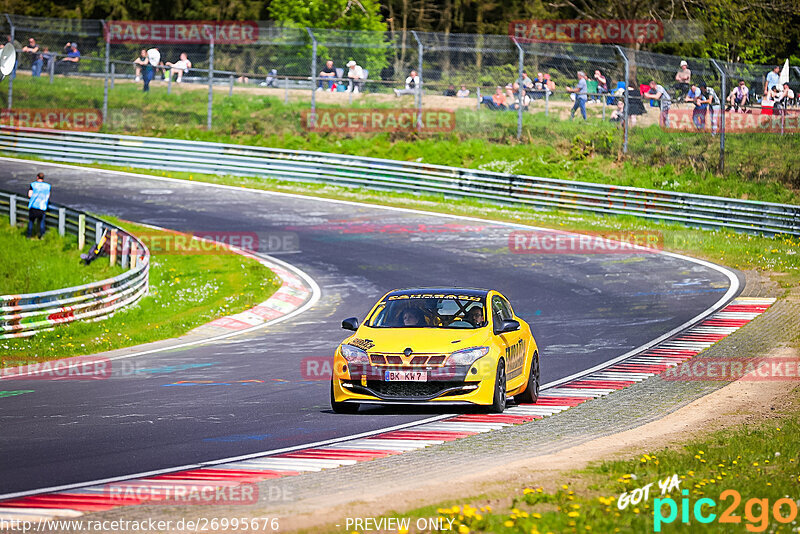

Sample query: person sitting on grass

[56,42,80,75]
[456,84,470,98]
[394,70,419,97]
[443,84,457,97]
[165,52,192,83]
[317,60,336,91]
[133,49,147,82]
[480,86,507,110]
[726,80,749,112]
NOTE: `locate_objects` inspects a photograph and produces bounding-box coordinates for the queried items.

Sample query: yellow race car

[330,288,540,414]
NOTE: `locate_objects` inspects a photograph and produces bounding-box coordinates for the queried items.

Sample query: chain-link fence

[2,13,799,174]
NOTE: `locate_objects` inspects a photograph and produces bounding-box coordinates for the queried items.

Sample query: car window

[491,295,514,323]
[366,295,487,329]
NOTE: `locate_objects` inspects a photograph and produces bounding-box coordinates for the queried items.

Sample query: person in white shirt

[726,79,749,111]
[346,60,364,93]
[165,52,192,83]
[394,70,420,96]
[456,84,470,98]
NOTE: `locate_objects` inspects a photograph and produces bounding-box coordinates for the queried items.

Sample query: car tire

[516,351,540,404]
[487,360,507,414]
[330,380,359,414]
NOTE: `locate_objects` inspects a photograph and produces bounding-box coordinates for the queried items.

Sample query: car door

[491,294,525,382]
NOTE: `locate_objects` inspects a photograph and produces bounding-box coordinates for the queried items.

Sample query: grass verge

[0,217,281,364]
[384,386,800,534]
[6,74,800,204]
[0,215,123,293]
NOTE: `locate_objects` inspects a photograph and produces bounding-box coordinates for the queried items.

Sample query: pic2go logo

[653,489,799,532]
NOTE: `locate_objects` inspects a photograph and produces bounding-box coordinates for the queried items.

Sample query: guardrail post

[167,67,172,94]
[207,34,214,130]
[101,20,110,126]
[121,235,130,268]
[58,207,65,236]
[48,56,55,84]
[545,86,549,117]
[511,37,524,140]
[710,59,726,174]
[476,87,481,111]
[78,214,85,249]
[95,221,103,244]
[306,27,317,128]
[109,229,118,265]
[411,30,424,131]
[6,14,15,109]
[615,46,630,154]
[228,74,234,96]
[284,77,289,104]
[130,241,138,268]
[9,194,16,226]
[110,63,116,89]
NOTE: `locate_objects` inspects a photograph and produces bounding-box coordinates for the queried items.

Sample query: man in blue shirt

[764,66,780,96]
[27,172,50,238]
[567,71,588,120]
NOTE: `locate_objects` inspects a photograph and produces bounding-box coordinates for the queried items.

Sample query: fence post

[207,35,214,130]
[710,59,726,174]
[229,74,234,96]
[511,37,524,140]
[476,87,481,111]
[410,30,423,130]
[48,55,55,83]
[167,66,172,94]
[9,194,16,226]
[284,77,289,104]
[109,229,118,266]
[615,46,629,154]
[95,221,103,244]
[306,28,317,128]
[78,214,85,249]
[58,208,65,236]
[6,14,14,109]
[545,86,549,116]
[121,235,130,268]
[131,241,138,269]
[101,20,110,126]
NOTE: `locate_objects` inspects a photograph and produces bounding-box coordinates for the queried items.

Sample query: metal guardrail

[0,189,150,339]
[0,127,798,237]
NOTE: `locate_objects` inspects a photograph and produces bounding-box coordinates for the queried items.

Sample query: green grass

[362,388,800,534]
[0,215,123,293]
[0,217,281,364]
[7,75,800,205]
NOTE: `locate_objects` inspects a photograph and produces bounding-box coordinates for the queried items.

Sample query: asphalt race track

[0,159,740,497]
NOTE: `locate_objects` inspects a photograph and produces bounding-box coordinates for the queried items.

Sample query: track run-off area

[0,157,742,501]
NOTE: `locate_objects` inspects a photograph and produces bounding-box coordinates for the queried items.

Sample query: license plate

[384,370,427,382]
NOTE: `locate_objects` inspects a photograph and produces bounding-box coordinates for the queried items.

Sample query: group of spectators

[316,59,367,93]
[2,36,81,78]
[132,48,192,91]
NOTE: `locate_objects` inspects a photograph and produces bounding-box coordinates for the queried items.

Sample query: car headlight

[446,346,490,366]
[340,344,369,364]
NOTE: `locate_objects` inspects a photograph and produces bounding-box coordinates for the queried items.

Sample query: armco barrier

[0,190,149,339]
[0,127,798,236]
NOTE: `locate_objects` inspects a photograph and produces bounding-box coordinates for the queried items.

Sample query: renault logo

[403,347,413,357]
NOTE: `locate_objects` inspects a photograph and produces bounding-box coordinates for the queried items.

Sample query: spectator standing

[142,47,159,92]
[27,172,50,239]
[699,82,721,133]
[165,52,191,83]
[22,38,43,77]
[443,84,457,97]
[317,60,336,91]
[685,83,704,129]
[456,84,470,98]
[41,46,53,74]
[726,80,749,111]
[346,60,365,93]
[764,65,780,96]
[567,71,588,120]
[674,60,691,99]
[394,70,419,96]
[643,79,672,127]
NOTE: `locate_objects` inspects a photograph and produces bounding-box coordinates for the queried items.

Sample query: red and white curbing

[0,297,775,520]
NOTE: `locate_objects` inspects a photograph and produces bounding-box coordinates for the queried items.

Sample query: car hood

[348,326,491,354]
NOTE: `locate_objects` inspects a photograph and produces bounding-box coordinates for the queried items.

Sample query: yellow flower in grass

[504,520,515,527]
[568,512,580,518]
[458,525,470,534]
[532,513,542,519]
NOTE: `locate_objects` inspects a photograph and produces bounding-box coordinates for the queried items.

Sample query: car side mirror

[494,319,520,335]
[341,317,359,331]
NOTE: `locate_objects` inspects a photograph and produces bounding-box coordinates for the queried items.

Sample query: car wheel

[487,360,507,414]
[330,380,359,414]
[516,351,540,404]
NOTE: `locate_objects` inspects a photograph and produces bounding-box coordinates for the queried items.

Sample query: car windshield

[366,294,487,329]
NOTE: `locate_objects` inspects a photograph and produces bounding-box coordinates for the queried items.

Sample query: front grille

[365,380,466,398]
[368,353,449,366]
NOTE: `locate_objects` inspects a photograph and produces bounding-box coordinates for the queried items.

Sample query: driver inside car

[401,308,425,326]
[465,306,485,327]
